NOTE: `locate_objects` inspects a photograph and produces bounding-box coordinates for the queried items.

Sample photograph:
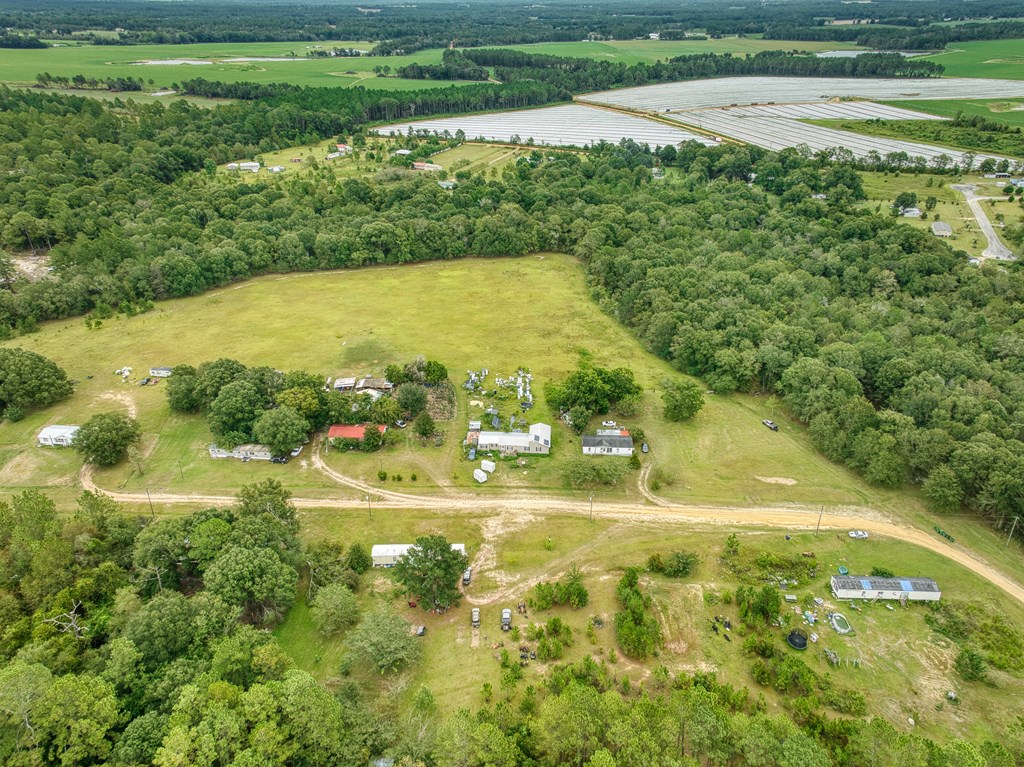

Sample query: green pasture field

[0,253,924,515]
[879,98,1024,128]
[273,514,1024,745]
[0,41,481,90]
[921,39,1024,79]
[805,117,1024,160]
[9,83,229,107]
[495,37,862,65]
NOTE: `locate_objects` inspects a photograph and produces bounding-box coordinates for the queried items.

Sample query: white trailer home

[582,432,634,456]
[372,543,467,568]
[830,575,941,602]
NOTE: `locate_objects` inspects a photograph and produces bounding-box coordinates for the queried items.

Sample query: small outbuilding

[830,575,941,602]
[268,165,285,173]
[38,425,79,447]
[473,468,488,483]
[901,207,923,218]
[481,459,496,473]
[931,221,952,237]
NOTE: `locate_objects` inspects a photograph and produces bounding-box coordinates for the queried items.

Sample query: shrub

[955,648,987,682]
[662,551,698,578]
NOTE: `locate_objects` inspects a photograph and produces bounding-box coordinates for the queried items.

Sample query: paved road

[953,184,1016,260]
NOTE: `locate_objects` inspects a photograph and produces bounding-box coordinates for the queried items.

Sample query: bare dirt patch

[98,390,139,419]
[12,254,51,281]
[755,476,798,485]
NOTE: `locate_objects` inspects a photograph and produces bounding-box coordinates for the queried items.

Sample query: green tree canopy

[73,412,142,466]
[393,534,468,610]
[253,405,310,457]
[661,378,705,422]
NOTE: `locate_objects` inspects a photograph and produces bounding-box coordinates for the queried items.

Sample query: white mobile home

[208,443,272,461]
[830,575,941,602]
[476,423,551,455]
[372,542,467,568]
[149,367,173,378]
[37,425,79,447]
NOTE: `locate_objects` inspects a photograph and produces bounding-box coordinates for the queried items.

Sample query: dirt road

[952,184,1016,260]
[78,450,1024,607]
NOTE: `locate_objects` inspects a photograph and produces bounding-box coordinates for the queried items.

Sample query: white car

[848,531,869,540]
[601,420,617,427]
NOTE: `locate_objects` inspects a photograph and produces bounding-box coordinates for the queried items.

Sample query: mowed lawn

[0,41,480,90]
[497,37,862,65]
[921,39,1024,79]
[2,253,919,516]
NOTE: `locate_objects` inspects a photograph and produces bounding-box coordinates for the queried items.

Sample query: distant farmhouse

[830,575,941,602]
[372,543,466,568]
[931,221,952,238]
[900,207,923,218]
[149,366,173,378]
[470,423,551,455]
[582,430,634,456]
[37,425,79,447]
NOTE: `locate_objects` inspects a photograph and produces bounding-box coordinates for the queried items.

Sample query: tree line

[762,18,1024,50]
[35,72,145,92]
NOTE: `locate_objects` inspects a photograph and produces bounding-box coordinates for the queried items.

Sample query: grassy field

[0,37,864,94]
[273,512,1024,745]
[0,41,478,91]
[921,39,1024,79]
[879,98,1024,128]
[497,37,862,65]
[806,117,1024,160]
[0,253,929,517]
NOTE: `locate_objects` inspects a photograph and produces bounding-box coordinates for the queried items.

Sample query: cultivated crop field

[0,41,476,90]
[882,98,1024,128]
[377,104,717,148]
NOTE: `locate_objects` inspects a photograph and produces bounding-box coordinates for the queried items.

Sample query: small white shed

[38,425,79,447]
[481,459,496,473]
[149,367,173,378]
[473,468,488,483]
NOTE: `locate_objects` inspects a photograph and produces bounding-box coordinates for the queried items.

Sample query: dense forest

[2,0,1024,48]
[1,84,1024,545]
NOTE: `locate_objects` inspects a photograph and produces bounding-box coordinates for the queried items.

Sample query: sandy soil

[755,476,798,485]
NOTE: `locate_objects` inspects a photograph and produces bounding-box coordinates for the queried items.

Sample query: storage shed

[480,459,496,473]
[830,575,941,602]
[37,425,79,447]
[473,468,488,483]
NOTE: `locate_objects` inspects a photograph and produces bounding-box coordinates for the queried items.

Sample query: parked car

[848,530,869,540]
[601,420,617,427]
[641,442,649,454]
[414,625,426,637]
[501,608,512,631]
[471,608,480,628]
[139,378,150,386]
[270,456,289,464]
[762,419,779,431]
[462,567,472,586]
[396,420,407,428]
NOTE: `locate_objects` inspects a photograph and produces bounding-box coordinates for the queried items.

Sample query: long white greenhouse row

[375,104,717,148]
[581,76,1024,112]
[703,101,945,122]
[668,110,1004,165]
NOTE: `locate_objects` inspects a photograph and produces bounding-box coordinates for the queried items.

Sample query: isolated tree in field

[0,348,73,415]
[311,583,359,636]
[662,550,699,578]
[253,405,309,457]
[397,383,429,417]
[955,647,987,682]
[73,412,141,466]
[348,606,420,674]
[661,378,704,422]
[414,412,436,440]
[393,534,468,610]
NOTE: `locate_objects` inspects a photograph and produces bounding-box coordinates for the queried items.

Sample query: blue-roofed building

[830,575,941,602]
